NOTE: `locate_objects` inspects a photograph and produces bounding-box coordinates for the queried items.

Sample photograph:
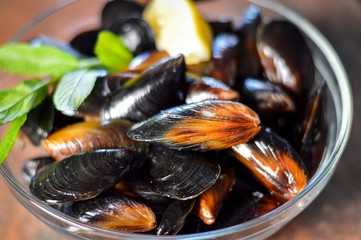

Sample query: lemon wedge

[143,0,213,64]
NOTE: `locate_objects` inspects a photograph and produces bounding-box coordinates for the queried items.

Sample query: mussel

[101,0,144,29]
[22,156,55,184]
[241,78,296,116]
[210,33,241,87]
[42,120,146,161]
[21,96,54,146]
[30,149,145,203]
[231,127,308,200]
[69,29,100,57]
[186,75,240,104]
[107,18,156,55]
[102,55,187,122]
[157,199,196,235]
[128,100,261,151]
[235,6,263,80]
[257,20,315,101]
[66,193,156,232]
[195,160,235,225]
[147,146,221,200]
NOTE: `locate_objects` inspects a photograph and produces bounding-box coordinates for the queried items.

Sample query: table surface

[0,0,360,239]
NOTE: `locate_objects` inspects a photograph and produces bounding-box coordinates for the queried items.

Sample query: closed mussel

[257,20,315,102]
[128,100,261,151]
[157,199,196,235]
[186,75,240,104]
[147,146,221,200]
[42,120,146,161]
[102,54,187,122]
[66,193,156,232]
[30,149,145,204]
[241,78,296,116]
[195,161,235,225]
[231,127,308,200]
[101,0,144,29]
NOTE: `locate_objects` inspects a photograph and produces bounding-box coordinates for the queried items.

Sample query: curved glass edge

[0,0,354,239]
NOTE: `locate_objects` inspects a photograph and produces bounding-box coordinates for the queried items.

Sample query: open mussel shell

[231,127,308,200]
[101,0,144,30]
[257,20,315,101]
[102,54,187,122]
[241,78,296,116]
[147,146,221,200]
[42,120,146,161]
[195,160,235,225]
[157,199,196,235]
[128,100,261,151]
[30,149,145,204]
[186,75,240,104]
[66,194,156,232]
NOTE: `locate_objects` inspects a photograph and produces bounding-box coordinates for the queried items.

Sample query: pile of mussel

[21,0,327,236]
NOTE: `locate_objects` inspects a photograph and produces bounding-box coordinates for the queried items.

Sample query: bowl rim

[0,0,353,239]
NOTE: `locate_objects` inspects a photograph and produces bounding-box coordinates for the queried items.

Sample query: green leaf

[0,114,27,164]
[0,79,50,125]
[0,43,81,77]
[53,69,107,112]
[94,31,133,71]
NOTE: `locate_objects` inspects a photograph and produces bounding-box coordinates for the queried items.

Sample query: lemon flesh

[143,0,213,65]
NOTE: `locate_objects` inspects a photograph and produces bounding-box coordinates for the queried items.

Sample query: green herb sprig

[0,31,133,163]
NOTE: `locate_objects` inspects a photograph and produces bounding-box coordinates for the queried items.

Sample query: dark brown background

[0,0,360,239]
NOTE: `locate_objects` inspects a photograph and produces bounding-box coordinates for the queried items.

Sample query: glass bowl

[0,0,353,239]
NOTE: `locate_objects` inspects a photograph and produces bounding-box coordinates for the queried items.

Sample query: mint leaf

[94,31,133,71]
[0,79,49,124]
[0,43,81,77]
[53,69,107,112]
[0,114,27,164]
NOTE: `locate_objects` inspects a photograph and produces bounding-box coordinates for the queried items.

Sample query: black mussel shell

[21,96,54,146]
[107,18,155,55]
[128,100,260,151]
[298,84,327,176]
[241,78,296,116]
[257,20,315,102]
[101,0,144,29]
[66,194,156,232]
[210,33,241,87]
[30,149,145,203]
[234,5,263,80]
[22,156,55,184]
[231,127,308,200]
[157,199,196,235]
[186,75,240,104]
[69,29,100,57]
[102,54,187,122]
[147,146,221,200]
[29,35,82,57]
[42,120,146,161]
